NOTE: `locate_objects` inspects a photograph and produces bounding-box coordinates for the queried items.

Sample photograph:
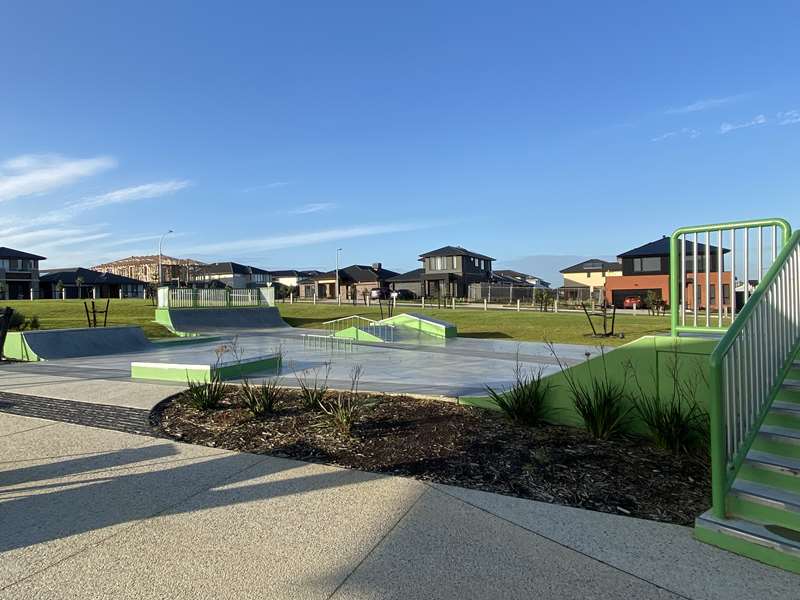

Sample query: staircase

[696,356,800,572]
[682,223,800,572]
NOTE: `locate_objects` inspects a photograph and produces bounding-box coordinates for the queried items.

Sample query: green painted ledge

[695,520,800,574]
[334,326,385,343]
[380,312,457,338]
[131,353,282,384]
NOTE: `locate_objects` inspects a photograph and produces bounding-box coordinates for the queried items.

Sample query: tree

[75,276,85,299]
[0,281,6,300]
[55,280,65,300]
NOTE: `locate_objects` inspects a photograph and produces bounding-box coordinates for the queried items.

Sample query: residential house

[604,236,732,309]
[192,262,272,288]
[387,268,425,298]
[559,259,622,302]
[40,268,146,299]
[269,269,323,290]
[418,246,494,298]
[493,269,551,288]
[0,247,45,300]
[93,255,204,285]
[299,263,399,301]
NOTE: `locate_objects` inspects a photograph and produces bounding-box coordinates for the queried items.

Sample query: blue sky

[1,2,799,284]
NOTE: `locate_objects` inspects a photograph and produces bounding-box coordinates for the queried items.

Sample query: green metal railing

[707,229,800,518]
[670,218,791,336]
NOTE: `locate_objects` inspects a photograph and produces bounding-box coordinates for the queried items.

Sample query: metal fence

[158,286,272,309]
[467,282,554,304]
[707,228,800,517]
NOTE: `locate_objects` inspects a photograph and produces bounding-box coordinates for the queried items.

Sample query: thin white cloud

[180,222,448,256]
[243,181,291,192]
[719,114,767,134]
[72,179,190,210]
[778,110,800,125]
[651,128,700,142]
[666,95,742,114]
[286,202,335,215]
[0,153,116,202]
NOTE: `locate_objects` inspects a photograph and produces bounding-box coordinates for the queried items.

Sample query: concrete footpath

[1,413,797,599]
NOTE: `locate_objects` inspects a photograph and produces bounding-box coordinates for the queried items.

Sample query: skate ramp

[3,326,152,361]
[155,307,288,334]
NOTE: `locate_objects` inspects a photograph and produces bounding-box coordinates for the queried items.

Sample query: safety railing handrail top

[671,217,791,238]
[322,314,378,325]
[710,229,800,365]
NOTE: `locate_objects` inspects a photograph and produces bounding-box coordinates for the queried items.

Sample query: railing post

[709,355,728,519]
[670,233,680,336]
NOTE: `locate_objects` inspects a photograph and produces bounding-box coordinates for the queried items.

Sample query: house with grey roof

[0,247,46,300]
[299,263,399,301]
[40,267,146,299]
[192,262,271,288]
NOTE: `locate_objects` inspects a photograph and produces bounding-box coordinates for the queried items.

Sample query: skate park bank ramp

[155,307,288,334]
[380,312,457,339]
[2,326,153,361]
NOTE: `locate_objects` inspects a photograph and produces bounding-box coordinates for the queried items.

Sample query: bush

[486,360,552,426]
[549,343,631,440]
[295,362,331,410]
[6,310,40,331]
[240,378,280,417]
[627,347,710,453]
[319,365,364,435]
[185,372,227,410]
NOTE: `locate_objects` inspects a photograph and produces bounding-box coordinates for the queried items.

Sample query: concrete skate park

[0,286,593,408]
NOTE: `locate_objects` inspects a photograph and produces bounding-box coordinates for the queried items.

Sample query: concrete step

[753,425,800,459]
[765,401,800,430]
[729,480,800,532]
[695,511,800,573]
[740,450,800,493]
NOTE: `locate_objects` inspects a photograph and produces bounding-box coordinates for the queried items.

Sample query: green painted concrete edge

[694,521,800,574]
[334,326,385,343]
[131,354,282,384]
[380,313,457,338]
[2,331,41,361]
[461,335,716,432]
[728,496,800,537]
[150,335,224,347]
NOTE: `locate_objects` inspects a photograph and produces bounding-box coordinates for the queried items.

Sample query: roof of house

[493,269,551,286]
[0,247,46,260]
[40,267,143,286]
[196,262,270,276]
[313,264,400,283]
[418,246,495,261]
[387,268,425,283]
[559,259,622,274]
[618,236,728,258]
[93,255,203,268]
[270,269,323,278]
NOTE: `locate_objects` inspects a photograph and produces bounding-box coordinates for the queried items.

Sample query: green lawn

[275,302,670,346]
[2,299,173,338]
[2,298,671,345]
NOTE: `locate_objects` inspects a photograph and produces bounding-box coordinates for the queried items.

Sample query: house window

[709,284,716,305]
[722,284,731,305]
[633,257,661,273]
[586,272,591,278]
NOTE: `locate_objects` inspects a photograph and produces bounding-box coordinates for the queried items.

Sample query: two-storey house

[0,247,45,300]
[392,246,494,299]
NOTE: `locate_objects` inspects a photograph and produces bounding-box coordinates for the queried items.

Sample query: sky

[1,2,799,285]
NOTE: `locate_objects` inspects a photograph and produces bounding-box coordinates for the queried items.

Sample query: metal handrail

[670,218,791,336]
[707,229,800,518]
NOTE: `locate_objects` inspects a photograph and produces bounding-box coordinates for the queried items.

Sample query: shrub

[626,345,710,453]
[486,359,552,426]
[295,362,331,410]
[185,372,227,410]
[549,343,631,440]
[319,365,364,435]
[240,378,281,417]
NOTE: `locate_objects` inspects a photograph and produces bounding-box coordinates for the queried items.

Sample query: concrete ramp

[3,326,152,361]
[156,307,288,334]
[379,312,457,338]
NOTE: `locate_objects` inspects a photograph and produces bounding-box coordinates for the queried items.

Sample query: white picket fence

[157,286,273,308]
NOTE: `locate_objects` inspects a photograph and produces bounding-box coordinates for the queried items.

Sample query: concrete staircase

[696,355,800,572]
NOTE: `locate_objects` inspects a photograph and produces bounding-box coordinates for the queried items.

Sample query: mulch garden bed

[152,389,710,526]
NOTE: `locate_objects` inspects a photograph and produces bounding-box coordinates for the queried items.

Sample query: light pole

[335,247,342,303]
[158,229,174,286]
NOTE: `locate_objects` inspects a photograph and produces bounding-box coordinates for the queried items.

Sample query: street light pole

[158,229,174,286]
[335,248,342,304]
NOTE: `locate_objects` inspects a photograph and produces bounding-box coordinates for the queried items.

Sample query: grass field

[1,299,671,345]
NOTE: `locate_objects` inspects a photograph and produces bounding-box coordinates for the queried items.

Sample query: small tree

[0,281,6,300]
[55,280,64,299]
[75,276,85,299]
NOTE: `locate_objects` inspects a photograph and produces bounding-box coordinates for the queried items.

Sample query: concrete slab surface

[2,413,798,599]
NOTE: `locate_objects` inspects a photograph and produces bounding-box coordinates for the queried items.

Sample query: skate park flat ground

[0,325,592,410]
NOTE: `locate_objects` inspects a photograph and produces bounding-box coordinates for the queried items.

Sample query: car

[623,295,642,309]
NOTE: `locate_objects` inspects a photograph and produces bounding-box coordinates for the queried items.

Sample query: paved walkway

[1,412,796,599]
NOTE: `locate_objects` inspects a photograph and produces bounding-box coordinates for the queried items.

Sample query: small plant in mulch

[319,365,366,435]
[626,343,710,454]
[549,342,632,440]
[185,372,227,410]
[294,362,332,410]
[486,355,552,427]
[240,377,281,418]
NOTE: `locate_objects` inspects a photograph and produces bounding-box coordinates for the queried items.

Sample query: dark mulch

[152,389,710,526]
